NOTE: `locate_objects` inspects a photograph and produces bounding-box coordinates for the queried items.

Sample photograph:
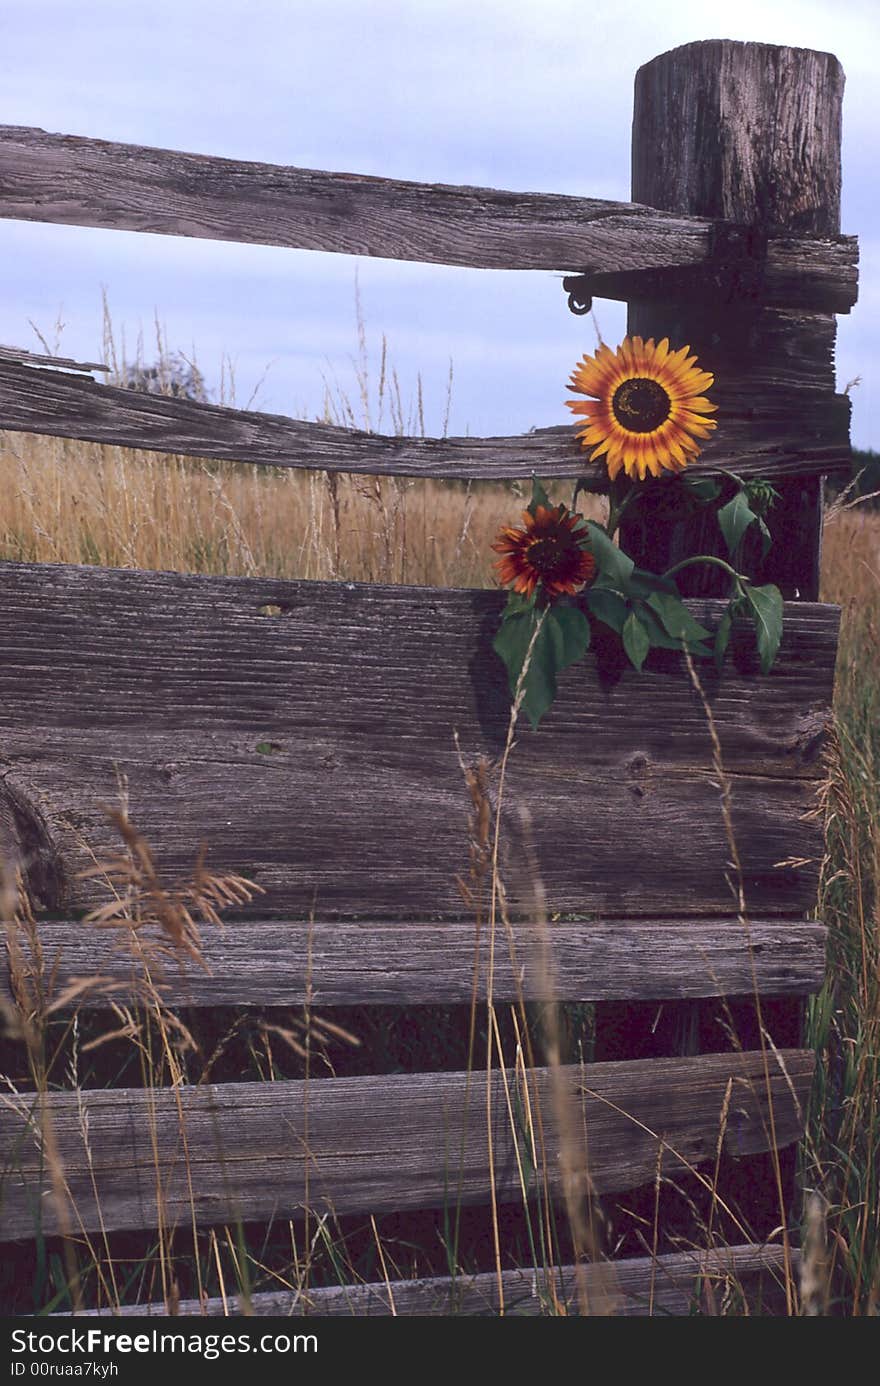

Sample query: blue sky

[1,0,877,446]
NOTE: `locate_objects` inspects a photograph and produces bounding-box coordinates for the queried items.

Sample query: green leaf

[584,586,629,634]
[637,602,712,656]
[625,567,679,599]
[742,478,780,517]
[622,610,651,672]
[492,604,590,729]
[683,475,722,503]
[519,607,590,728]
[527,477,553,516]
[518,633,558,728]
[635,606,688,651]
[493,608,538,694]
[646,591,712,644]
[714,608,733,672]
[744,583,784,674]
[503,590,537,617]
[718,490,758,557]
[757,516,773,558]
[549,603,591,667]
[585,521,634,589]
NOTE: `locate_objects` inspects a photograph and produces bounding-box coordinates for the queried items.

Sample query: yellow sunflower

[566,336,717,480]
[492,504,595,600]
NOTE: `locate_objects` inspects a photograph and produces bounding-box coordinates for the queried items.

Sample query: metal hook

[562,274,593,316]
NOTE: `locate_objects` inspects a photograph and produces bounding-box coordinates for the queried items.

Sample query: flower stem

[606,486,641,538]
[661,554,742,585]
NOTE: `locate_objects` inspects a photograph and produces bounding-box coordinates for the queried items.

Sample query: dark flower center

[527,534,574,576]
[612,377,671,433]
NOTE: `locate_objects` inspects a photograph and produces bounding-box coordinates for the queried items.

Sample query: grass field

[0,394,877,1314]
[803,496,880,1315]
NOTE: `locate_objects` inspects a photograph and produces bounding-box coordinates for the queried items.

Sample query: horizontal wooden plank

[69,1243,797,1316]
[0,563,837,920]
[1,1048,814,1240]
[12,919,829,1009]
[0,351,851,483]
[0,126,857,311]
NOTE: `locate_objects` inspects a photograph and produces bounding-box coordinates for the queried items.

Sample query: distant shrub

[122,350,208,402]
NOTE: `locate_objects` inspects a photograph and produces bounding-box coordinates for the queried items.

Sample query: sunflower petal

[491,501,596,599]
[566,334,717,477]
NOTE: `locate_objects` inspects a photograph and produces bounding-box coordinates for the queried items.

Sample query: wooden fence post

[597,42,844,1231]
[620,39,844,599]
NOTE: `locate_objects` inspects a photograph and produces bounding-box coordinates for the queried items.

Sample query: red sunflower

[492,504,595,600]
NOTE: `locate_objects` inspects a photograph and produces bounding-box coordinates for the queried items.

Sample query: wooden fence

[0,38,857,1314]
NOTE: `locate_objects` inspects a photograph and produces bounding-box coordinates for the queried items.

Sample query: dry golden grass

[820,502,880,686]
[0,425,611,590]
[821,506,880,609]
[0,431,531,589]
[807,498,880,1315]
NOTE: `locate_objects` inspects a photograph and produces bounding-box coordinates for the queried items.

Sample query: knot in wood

[625,752,651,798]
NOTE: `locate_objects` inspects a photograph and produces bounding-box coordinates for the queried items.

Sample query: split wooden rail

[0,39,857,1314]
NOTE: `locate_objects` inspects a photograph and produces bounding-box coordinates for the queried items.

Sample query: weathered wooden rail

[0,38,856,1315]
[0,341,852,482]
[0,567,838,919]
[25,919,829,1008]
[3,1052,813,1242]
[70,1246,797,1318]
[0,125,857,309]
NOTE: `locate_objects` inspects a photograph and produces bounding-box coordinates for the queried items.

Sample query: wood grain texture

[69,1244,796,1317]
[0,562,837,920]
[0,125,856,311]
[624,42,847,600]
[9,919,828,1009]
[633,42,843,235]
[604,42,841,1103]
[1,1048,814,1240]
[0,351,852,483]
